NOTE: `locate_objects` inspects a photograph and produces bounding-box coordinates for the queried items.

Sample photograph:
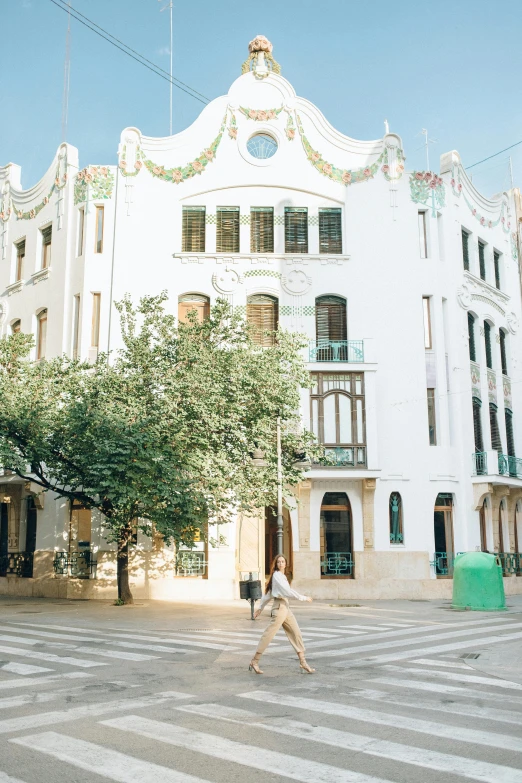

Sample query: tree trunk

[117,531,133,604]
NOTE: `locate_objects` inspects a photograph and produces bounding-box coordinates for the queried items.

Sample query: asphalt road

[0,594,521,783]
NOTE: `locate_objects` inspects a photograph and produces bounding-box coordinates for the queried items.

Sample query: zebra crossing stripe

[369,675,522,702]
[0,685,88,711]
[177,702,522,781]
[238,691,522,753]
[0,662,53,675]
[381,664,522,691]
[2,627,201,655]
[342,687,522,727]
[409,658,473,669]
[0,644,108,669]
[10,732,208,783]
[338,625,389,631]
[302,627,366,635]
[0,671,92,691]
[101,714,393,783]
[0,691,192,735]
[0,633,159,662]
[333,629,522,666]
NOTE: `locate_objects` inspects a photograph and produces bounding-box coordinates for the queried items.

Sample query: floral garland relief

[409,171,445,217]
[451,163,511,234]
[74,166,115,205]
[6,165,68,221]
[239,106,283,121]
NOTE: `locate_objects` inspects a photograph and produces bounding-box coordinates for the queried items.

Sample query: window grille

[418,211,427,258]
[389,492,403,543]
[178,294,210,324]
[216,207,239,253]
[319,208,342,254]
[505,410,515,457]
[462,229,470,271]
[427,388,437,445]
[41,225,52,269]
[182,206,206,252]
[478,241,486,280]
[472,397,484,453]
[95,206,104,253]
[15,240,25,282]
[246,294,278,346]
[250,207,274,253]
[489,403,502,453]
[494,251,501,290]
[500,329,508,376]
[484,321,492,369]
[285,208,308,254]
[468,312,476,362]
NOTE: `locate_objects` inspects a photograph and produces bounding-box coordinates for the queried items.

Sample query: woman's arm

[272,570,309,601]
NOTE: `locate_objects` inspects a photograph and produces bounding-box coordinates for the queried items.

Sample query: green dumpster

[452,552,506,611]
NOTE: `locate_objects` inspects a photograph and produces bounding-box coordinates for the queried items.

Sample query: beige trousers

[255,598,305,656]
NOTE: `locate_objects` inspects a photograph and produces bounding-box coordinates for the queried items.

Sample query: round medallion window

[247,133,278,160]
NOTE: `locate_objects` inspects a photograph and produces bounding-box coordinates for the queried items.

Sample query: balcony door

[315,296,347,361]
[433,494,454,577]
[320,492,353,578]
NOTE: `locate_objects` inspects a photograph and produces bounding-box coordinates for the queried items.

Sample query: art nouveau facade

[1,38,522,600]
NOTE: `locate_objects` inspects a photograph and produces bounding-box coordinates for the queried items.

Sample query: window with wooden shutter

[462,229,470,271]
[15,240,25,282]
[489,402,502,452]
[478,241,486,280]
[494,250,501,290]
[500,329,508,376]
[182,207,206,252]
[427,388,437,445]
[285,208,308,254]
[468,312,476,362]
[95,206,104,253]
[178,294,210,324]
[11,319,21,334]
[41,225,52,269]
[484,321,492,369]
[472,397,484,453]
[505,409,515,457]
[216,207,239,253]
[37,309,47,360]
[315,296,347,360]
[246,294,278,346]
[250,208,274,253]
[319,208,342,254]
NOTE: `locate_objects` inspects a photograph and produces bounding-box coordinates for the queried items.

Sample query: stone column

[362,478,376,550]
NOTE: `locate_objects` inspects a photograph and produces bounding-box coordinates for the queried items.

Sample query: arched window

[479,498,488,552]
[433,493,454,577]
[315,296,347,360]
[389,493,403,544]
[320,492,353,578]
[246,294,278,346]
[178,294,210,324]
[11,319,21,334]
[36,309,47,360]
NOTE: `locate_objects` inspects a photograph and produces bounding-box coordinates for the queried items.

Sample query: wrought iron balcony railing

[472,452,488,476]
[309,340,364,363]
[314,446,367,467]
[498,454,522,479]
[53,550,97,579]
[0,552,34,578]
[320,551,354,577]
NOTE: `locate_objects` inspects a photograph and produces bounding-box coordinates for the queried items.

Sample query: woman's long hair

[265,554,287,594]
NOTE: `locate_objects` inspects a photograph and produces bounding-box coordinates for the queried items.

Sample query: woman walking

[249,554,315,674]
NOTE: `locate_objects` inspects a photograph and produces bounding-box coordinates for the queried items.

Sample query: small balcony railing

[496,552,522,575]
[0,552,34,578]
[175,550,208,577]
[53,550,97,579]
[309,340,364,363]
[472,452,488,475]
[320,551,354,577]
[314,446,367,467]
[498,454,522,479]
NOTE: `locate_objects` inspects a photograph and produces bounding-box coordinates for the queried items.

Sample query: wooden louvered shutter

[478,241,486,280]
[468,312,476,362]
[182,207,206,252]
[315,296,347,359]
[489,403,502,452]
[484,321,492,368]
[319,208,342,254]
[247,295,278,346]
[473,398,484,453]
[250,208,274,253]
[494,251,501,289]
[462,229,469,271]
[216,207,239,253]
[500,329,508,375]
[285,208,308,253]
[505,410,515,457]
[178,294,210,323]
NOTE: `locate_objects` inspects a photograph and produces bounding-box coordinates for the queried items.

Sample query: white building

[1,36,522,601]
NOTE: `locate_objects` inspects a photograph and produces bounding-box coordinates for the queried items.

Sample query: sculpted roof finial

[242,35,281,79]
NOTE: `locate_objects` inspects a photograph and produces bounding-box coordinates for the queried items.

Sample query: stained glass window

[247,133,278,159]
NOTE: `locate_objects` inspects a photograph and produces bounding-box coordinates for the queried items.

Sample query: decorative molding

[241,36,281,79]
[463,271,510,305]
[409,171,445,217]
[507,312,519,334]
[0,300,7,326]
[244,269,281,279]
[504,376,513,410]
[280,305,315,317]
[5,280,24,296]
[457,283,472,310]
[470,362,480,399]
[30,267,50,285]
[212,267,243,294]
[173,253,350,266]
[74,166,115,205]
[281,268,312,295]
[471,294,505,316]
[239,106,283,121]
[487,368,497,404]
[451,162,511,234]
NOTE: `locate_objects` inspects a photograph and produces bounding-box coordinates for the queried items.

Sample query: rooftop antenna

[61,1,72,142]
[509,155,514,190]
[158,0,173,135]
[384,119,389,134]
[417,128,438,171]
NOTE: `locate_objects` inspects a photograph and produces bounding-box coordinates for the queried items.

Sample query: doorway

[0,503,8,576]
[479,499,488,552]
[24,497,37,577]
[265,506,292,578]
[433,494,454,577]
[320,492,353,578]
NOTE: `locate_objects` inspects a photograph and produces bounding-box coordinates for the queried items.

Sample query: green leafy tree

[0,296,318,603]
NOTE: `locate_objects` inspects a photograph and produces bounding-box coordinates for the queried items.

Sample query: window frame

[15,239,25,282]
[310,372,366,449]
[427,387,437,445]
[77,208,85,257]
[484,321,493,369]
[36,309,48,360]
[418,211,427,258]
[389,492,404,544]
[72,294,81,359]
[319,208,342,255]
[246,294,279,346]
[284,207,308,254]
[472,396,484,453]
[91,293,101,349]
[41,225,52,270]
[182,206,206,253]
[461,228,470,271]
[11,319,21,335]
[468,312,476,362]
[493,249,501,290]
[478,239,486,281]
[250,207,274,254]
[500,329,508,376]
[216,206,240,254]
[422,296,432,350]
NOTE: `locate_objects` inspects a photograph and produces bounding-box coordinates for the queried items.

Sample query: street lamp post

[276,416,284,556]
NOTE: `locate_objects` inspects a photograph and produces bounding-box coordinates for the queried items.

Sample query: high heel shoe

[249,658,263,674]
[299,659,315,674]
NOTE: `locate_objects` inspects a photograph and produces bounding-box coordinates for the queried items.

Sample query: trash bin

[239,572,263,619]
[452,552,506,611]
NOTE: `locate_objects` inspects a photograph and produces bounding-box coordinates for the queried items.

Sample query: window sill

[173,252,351,266]
[6,280,24,296]
[31,267,51,285]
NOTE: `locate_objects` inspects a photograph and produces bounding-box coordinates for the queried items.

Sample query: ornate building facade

[1,37,522,600]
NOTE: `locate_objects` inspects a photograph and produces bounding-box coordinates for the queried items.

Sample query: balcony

[313,446,367,467]
[309,340,364,363]
[473,451,522,481]
[498,454,522,479]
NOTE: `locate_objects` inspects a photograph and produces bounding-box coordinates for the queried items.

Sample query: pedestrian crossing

[1,613,522,782]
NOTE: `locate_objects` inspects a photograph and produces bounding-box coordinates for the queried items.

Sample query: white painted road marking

[381,664,522,691]
[0,662,53,675]
[0,643,107,668]
[0,672,92,691]
[370,675,522,702]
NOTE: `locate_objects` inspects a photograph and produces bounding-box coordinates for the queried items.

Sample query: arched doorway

[265,507,292,578]
[24,497,37,578]
[0,502,8,577]
[479,499,488,552]
[433,494,454,576]
[320,492,353,578]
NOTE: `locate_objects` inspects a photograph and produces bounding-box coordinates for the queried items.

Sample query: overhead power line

[466,139,522,170]
[48,0,210,105]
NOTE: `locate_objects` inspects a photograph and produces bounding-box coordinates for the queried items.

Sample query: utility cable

[466,140,522,170]
[48,0,210,105]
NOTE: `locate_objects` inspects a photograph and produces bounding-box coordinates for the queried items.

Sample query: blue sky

[3,0,522,196]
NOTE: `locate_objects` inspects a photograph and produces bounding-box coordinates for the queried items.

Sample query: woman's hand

[306,596,313,602]
[254,609,261,619]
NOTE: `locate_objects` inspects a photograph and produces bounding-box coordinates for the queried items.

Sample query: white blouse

[258,570,307,612]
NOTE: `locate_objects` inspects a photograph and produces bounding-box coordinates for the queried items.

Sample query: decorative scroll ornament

[507,311,519,334]
[0,185,12,223]
[451,162,512,234]
[74,166,115,205]
[9,158,68,221]
[457,283,472,310]
[511,232,518,261]
[239,106,283,121]
[241,35,281,79]
[409,171,445,217]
